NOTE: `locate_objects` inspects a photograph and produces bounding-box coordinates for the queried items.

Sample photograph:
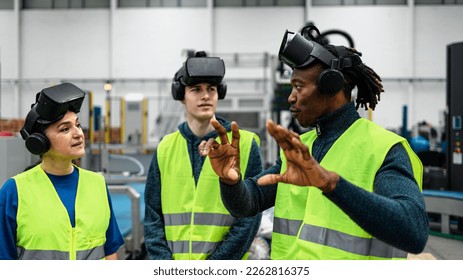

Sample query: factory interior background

[1,0,463,260]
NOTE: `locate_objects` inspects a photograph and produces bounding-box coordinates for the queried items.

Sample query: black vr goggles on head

[279,30,361,70]
[279,30,329,69]
[20,82,86,155]
[278,27,362,95]
[181,57,226,86]
[172,55,227,100]
[33,82,86,125]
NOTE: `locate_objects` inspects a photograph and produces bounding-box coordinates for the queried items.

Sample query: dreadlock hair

[323,45,384,111]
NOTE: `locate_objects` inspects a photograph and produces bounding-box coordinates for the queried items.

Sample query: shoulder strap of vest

[346,118,423,190]
[74,165,105,182]
[157,131,181,151]
[238,129,260,147]
[13,164,43,180]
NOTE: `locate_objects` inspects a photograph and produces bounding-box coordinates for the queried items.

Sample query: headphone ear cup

[25,133,50,155]
[171,81,184,100]
[318,69,344,95]
[218,82,227,99]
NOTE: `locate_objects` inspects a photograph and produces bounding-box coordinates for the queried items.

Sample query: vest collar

[312,101,360,137]
[179,116,231,142]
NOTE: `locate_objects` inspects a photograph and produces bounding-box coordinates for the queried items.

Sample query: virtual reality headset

[279,30,360,70]
[33,83,86,124]
[177,57,225,86]
[20,83,86,140]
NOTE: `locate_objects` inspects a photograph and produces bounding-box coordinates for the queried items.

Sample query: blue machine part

[410,135,430,153]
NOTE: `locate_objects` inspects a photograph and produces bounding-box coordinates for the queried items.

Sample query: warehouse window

[214,0,304,7]
[0,0,13,9]
[118,0,207,8]
[415,0,463,4]
[22,0,110,9]
[312,0,406,5]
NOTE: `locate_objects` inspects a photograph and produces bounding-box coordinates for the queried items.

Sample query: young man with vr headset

[199,26,429,260]
[144,51,263,260]
[0,83,124,260]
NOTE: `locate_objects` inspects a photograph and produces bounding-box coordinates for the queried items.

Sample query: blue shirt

[0,167,124,259]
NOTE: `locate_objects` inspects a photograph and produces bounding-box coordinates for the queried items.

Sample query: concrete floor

[422,234,463,260]
[409,234,463,260]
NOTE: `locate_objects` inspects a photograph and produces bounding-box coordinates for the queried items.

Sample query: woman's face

[43,111,85,161]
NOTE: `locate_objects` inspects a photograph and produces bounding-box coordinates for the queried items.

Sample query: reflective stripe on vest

[273,218,407,258]
[167,240,222,256]
[157,129,258,260]
[271,118,422,260]
[17,245,105,260]
[14,165,110,260]
[164,213,236,227]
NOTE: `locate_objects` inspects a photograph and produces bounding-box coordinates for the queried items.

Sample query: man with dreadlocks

[198,26,428,260]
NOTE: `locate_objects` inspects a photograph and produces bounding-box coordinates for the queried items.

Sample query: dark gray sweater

[144,116,263,260]
[220,102,429,254]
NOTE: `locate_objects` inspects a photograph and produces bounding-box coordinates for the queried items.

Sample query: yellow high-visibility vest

[157,129,259,260]
[272,118,422,260]
[14,165,110,260]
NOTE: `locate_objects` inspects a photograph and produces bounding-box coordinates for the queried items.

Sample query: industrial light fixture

[104,80,113,92]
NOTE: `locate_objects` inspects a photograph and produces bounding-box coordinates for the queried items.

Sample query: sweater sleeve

[0,179,19,260]
[143,151,174,260]
[220,147,282,218]
[208,140,263,259]
[325,143,429,253]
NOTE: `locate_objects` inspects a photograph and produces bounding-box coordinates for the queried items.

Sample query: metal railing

[108,185,143,259]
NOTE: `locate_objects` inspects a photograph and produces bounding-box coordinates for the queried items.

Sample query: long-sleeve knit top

[220,102,429,254]
[144,116,263,260]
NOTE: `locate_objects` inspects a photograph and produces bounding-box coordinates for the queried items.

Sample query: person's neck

[313,101,359,137]
[187,117,215,138]
[40,159,74,176]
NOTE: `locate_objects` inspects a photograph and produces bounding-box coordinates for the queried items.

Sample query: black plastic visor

[181,57,225,86]
[34,83,86,124]
[278,30,337,69]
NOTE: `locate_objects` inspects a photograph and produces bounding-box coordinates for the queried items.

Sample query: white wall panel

[0,5,462,131]
[214,7,304,53]
[113,8,212,79]
[21,10,110,78]
[308,6,413,78]
[415,6,463,78]
[0,11,18,80]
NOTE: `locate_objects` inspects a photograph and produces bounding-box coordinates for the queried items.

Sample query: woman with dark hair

[0,83,124,260]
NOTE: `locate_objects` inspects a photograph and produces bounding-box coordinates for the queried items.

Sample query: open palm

[200,119,241,185]
[258,119,338,192]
